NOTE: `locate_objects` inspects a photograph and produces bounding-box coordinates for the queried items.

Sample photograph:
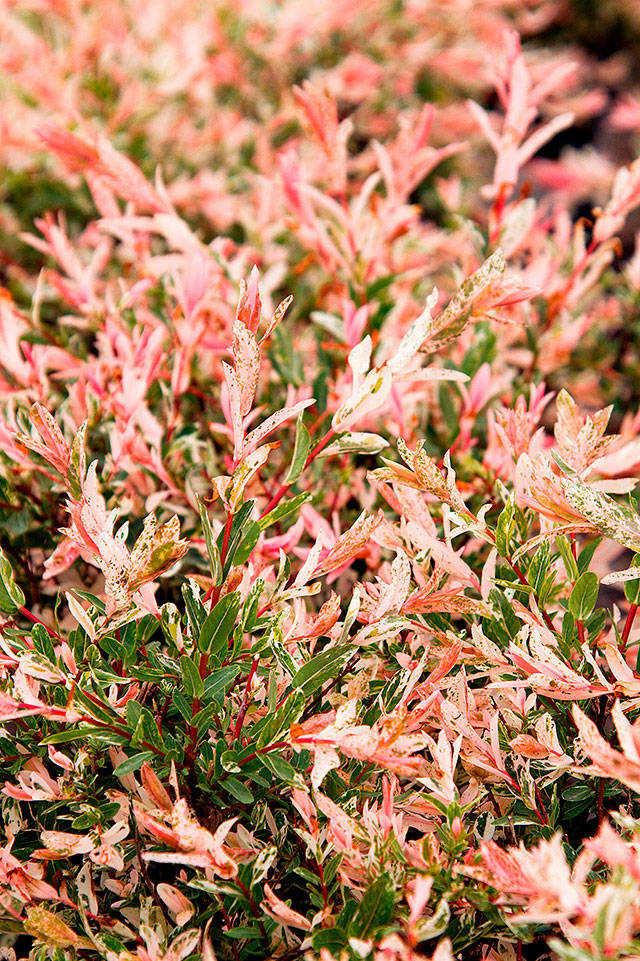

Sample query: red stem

[259,428,336,519]
[233,655,259,741]
[620,603,638,653]
[18,606,63,641]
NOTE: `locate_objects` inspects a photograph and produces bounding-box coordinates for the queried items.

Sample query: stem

[235,879,270,949]
[506,558,557,634]
[204,508,234,606]
[259,428,336,519]
[597,777,605,826]
[17,606,63,641]
[233,655,259,741]
[299,653,358,721]
[620,603,638,653]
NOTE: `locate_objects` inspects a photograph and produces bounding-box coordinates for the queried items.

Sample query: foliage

[3,2,640,961]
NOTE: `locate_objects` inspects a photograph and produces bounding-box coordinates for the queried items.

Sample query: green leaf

[290,645,352,697]
[264,622,298,678]
[0,547,25,613]
[160,602,182,647]
[241,579,264,633]
[42,726,104,744]
[180,654,204,700]
[231,520,261,566]
[256,691,305,748]
[198,592,240,655]
[67,423,86,500]
[528,540,550,594]
[131,706,164,751]
[218,501,254,577]
[624,554,640,604]
[258,492,311,532]
[198,497,222,585]
[31,623,55,661]
[555,535,578,581]
[272,551,291,596]
[203,664,241,703]
[258,753,299,784]
[223,777,254,804]
[113,752,155,776]
[312,929,348,954]
[569,571,599,621]
[225,927,261,940]
[577,536,602,574]
[352,874,395,939]
[285,414,311,484]
[172,688,193,723]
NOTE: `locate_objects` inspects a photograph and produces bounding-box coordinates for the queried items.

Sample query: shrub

[3,3,640,960]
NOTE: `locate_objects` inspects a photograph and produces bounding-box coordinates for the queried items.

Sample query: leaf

[312,929,348,954]
[256,691,305,748]
[290,645,353,696]
[495,498,515,558]
[182,580,207,638]
[218,501,255,577]
[258,753,299,784]
[265,622,298,678]
[412,898,451,942]
[241,579,264,632]
[426,249,505,349]
[198,592,240,656]
[198,497,222,585]
[556,535,578,580]
[352,874,395,939]
[561,475,640,551]
[42,726,105,744]
[244,399,315,456]
[68,422,86,499]
[285,414,311,484]
[258,492,311,531]
[0,547,25,613]
[319,432,389,457]
[180,654,204,700]
[31,622,56,661]
[131,706,164,751]
[624,555,640,604]
[569,572,599,621]
[231,520,261,566]
[388,287,438,372]
[114,752,155,776]
[203,665,242,703]
[223,777,254,804]
[331,366,393,432]
[316,510,383,575]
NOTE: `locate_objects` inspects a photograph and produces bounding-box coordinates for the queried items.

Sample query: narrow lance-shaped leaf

[285,414,311,484]
[424,249,505,350]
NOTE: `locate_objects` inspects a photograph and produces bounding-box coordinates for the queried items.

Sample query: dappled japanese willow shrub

[5,2,640,960]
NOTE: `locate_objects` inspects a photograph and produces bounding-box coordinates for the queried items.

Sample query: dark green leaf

[198,592,240,655]
[290,645,352,697]
[223,777,254,804]
[352,874,395,939]
[198,497,222,585]
[284,415,311,485]
[258,492,312,532]
[113,752,155,776]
